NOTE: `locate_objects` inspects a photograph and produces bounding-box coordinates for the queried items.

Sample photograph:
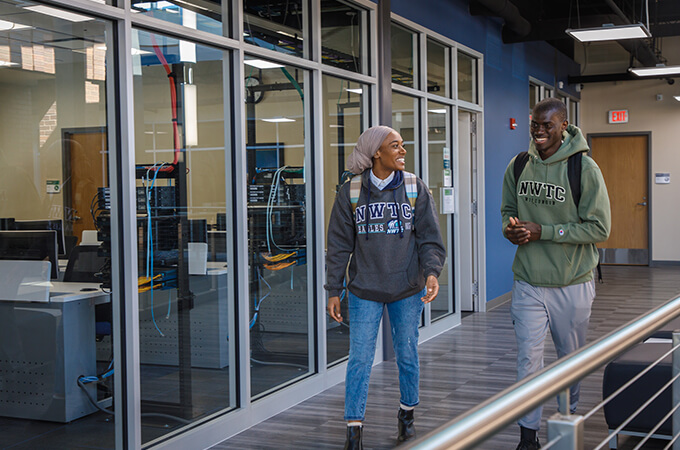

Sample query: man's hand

[327,296,343,322]
[505,216,530,245]
[518,220,542,242]
[421,275,439,304]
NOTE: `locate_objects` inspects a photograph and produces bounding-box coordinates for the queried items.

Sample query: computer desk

[97,262,230,369]
[0,282,108,423]
[0,264,229,423]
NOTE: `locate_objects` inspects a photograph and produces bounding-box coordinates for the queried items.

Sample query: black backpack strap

[513,151,530,182]
[567,152,583,207]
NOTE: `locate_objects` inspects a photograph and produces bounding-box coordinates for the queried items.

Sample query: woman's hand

[421,275,439,304]
[327,296,343,322]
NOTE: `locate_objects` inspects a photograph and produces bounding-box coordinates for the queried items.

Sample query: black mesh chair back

[63,245,107,283]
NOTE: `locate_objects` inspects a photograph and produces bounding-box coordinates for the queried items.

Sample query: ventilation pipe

[469,0,531,37]
[602,0,663,67]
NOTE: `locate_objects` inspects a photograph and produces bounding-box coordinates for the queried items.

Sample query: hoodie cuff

[540,224,555,241]
[424,269,441,279]
[327,289,342,298]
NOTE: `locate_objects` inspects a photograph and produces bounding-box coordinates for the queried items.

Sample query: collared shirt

[370,170,394,191]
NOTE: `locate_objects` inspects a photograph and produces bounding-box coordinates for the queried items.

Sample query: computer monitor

[188,219,207,243]
[0,230,59,279]
[14,219,66,256]
[216,213,227,231]
[247,142,284,170]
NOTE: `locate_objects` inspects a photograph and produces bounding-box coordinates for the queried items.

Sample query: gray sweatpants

[510,279,596,430]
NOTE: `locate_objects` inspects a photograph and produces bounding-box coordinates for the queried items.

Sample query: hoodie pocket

[406,252,422,288]
[561,243,575,265]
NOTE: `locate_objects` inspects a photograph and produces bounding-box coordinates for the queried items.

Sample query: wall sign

[655,173,671,184]
[608,110,628,124]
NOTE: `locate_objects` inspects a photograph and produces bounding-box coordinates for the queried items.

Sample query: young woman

[325,126,446,449]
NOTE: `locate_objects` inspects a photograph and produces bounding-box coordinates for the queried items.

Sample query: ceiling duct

[469,0,531,38]
[601,0,664,67]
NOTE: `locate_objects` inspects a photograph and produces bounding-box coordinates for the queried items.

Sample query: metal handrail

[406,294,680,450]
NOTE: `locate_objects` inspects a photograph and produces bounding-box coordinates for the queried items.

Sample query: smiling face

[372,131,406,178]
[530,109,568,160]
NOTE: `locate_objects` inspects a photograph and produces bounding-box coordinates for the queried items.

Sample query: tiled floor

[212,265,680,449]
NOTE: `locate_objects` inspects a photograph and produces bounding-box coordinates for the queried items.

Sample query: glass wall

[244,0,307,58]
[391,22,418,88]
[427,38,448,97]
[131,29,235,445]
[391,91,419,173]
[427,101,454,320]
[0,1,115,447]
[322,74,368,366]
[457,51,477,103]
[244,56,311,398]
[321,0,368,74]
[132,0,224,36]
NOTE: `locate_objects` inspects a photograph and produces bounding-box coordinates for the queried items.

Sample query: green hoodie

[501,125,611,287]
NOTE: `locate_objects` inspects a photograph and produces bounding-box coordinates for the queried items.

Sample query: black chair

[63,245,111,338]
[63,245,107,283]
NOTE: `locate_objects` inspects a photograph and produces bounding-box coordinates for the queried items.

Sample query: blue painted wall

[390,0,581,301]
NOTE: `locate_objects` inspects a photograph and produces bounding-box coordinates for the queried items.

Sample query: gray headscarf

[345,125,396,174]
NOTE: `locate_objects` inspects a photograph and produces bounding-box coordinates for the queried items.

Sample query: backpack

[513,151,603,282]
[349,171,418,216]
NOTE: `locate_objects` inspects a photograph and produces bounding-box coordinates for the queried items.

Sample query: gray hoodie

[325,170,446,303]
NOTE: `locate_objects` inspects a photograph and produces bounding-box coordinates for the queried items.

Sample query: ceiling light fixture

[245,59,284,70]
[566,23,651,42]
[428,109,447,114]
[0,19,31,31]
[345,88,363,94]
[24,5,93,23]
[629,65,680,77]
[0,60,18,67]
[674,96,680,102]
[262,117,295,123]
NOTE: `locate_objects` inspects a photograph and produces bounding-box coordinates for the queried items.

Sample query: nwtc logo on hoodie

[386,219,403,235]
[518,180,567,204]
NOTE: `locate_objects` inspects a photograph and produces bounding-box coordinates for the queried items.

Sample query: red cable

[148,34,179,172]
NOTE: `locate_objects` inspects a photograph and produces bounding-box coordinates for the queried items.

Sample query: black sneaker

[515,437,541,450]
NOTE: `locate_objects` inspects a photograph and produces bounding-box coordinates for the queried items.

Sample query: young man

[501,98,611,450]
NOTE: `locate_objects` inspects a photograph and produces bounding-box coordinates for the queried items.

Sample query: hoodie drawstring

[364,186,371,240]
[392,188,404,238]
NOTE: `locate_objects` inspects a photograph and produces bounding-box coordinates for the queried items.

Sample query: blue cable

[249,268,271,329]
[147,163,166,337]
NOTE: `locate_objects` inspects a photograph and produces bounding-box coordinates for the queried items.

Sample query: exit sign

[608,110,629,124]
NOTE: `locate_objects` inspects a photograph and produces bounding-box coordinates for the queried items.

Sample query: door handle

[637,202,647,206]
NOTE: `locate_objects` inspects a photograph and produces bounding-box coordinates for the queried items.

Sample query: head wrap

[346,125,396,174]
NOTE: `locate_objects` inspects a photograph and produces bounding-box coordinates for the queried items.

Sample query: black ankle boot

[397,408,416,442]
[344,425,363,450]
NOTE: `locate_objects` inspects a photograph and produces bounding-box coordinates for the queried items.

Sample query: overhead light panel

[428,109,447,114]
[262,117,295,123]
[345,88,363,94]
[566,23,651,42]
[0,60,18,67]
[245,59,284,70]
[674,96,680,102]
[24,5,93,22]
[629,65,680,77]
[0,19,31,31]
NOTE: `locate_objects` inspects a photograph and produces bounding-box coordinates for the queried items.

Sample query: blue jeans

[344,290,425,421]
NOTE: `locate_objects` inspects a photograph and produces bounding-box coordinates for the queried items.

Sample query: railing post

[673,331,680,450]
[557,387,570,415]
[547,412,583,449]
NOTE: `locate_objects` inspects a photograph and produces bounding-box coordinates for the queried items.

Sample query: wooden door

[63,129,107,244]
[590,135,648,265]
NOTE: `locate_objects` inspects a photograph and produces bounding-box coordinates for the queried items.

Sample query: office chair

[63,245,112,339]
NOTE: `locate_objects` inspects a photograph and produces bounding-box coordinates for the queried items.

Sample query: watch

[245,76,263,104]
